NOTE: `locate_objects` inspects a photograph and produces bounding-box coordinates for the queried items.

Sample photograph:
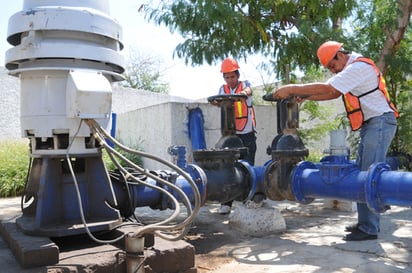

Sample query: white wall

[116,102,277,170]
[0,68,20,140]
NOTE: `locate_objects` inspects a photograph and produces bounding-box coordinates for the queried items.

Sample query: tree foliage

[144,0,356,78]
[351,0,412,155]
[122,50,170,94]
[143,0,412,155]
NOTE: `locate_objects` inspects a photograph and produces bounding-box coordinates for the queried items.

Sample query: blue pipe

[188,107,207,150]
[108,112,117,148]
[113,160,265,213]
[168,145,187,170]
[292,155,412,214]
[128,179,163,207]
[179,162,265,204]
[375,166,412,208]
[116,151,412,218]
[242,161,267,201]
[111,165,207,212]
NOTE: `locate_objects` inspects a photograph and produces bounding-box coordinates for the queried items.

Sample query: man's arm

[273,83,341,101]
[241,86,252,96]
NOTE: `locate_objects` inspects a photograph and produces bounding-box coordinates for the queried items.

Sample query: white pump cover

[5,0,125,155]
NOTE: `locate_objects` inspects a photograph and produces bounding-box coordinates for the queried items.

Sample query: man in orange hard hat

[266,41,398,241]
[216,57,257,215]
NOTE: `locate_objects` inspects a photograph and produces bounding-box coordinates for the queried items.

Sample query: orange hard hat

[317,41,343,67]
[220,58,240,73]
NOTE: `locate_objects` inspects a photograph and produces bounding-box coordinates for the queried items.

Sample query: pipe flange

[263,160,284,201]
[185,164,208,206]
[238,160,257,201]
[291,161,317,204]
[365,162,391,213]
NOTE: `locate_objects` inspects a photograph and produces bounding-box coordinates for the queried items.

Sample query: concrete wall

[0,68,20,140]
[116,102,276,170]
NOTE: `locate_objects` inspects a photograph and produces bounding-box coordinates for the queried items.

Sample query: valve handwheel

[207,94,248,104]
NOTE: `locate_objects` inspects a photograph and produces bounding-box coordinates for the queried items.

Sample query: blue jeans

[237,132,257,166]
[356,112,397,235]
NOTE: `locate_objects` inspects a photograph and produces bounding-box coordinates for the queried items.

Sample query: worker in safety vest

[268,41,398,241]
[217,57,257,214]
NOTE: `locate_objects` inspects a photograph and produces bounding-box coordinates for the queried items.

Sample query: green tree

[352,0,412,156]
[297,66,342,143]
[143,0,357,79]
[143,0,412,156]
[122,50,170,94]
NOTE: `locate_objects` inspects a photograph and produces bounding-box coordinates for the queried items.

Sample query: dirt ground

[181,200,354,272]
[174,200,412,273]
[135,199,336,272]
[2,197,411,273]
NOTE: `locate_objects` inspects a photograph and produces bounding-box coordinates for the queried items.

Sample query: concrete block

[1,216,196,272]
[0,221,59,268]
[229,201,287,236]
[145,237,196,273]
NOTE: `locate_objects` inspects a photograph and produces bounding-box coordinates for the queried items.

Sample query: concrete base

[0,221,59,268]
[229,201,287,236]
[0,219,196,273]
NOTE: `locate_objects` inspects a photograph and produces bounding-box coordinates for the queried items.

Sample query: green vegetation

[0,139,144,197]
[0,140,30,197]
[103,145,143,171]
[304,149,324,163]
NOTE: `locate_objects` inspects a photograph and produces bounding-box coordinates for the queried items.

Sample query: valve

[207,94,248,157]
[262,93,308,201]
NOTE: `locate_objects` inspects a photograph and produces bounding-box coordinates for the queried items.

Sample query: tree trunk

[377,0,412,75]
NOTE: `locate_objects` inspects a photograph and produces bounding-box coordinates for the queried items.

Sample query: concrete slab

[0,197,196,273]
[0,221,59,268]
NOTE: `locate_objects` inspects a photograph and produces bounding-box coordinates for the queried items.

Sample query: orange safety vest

[223,82,256,131]
[342,57,399,131]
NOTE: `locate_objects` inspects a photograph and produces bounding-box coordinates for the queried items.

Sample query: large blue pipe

[111,160,267,215]
[292,155,412,213]
[114,152,412,217]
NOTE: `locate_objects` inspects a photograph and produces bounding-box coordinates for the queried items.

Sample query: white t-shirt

[328,52,393,121]
[218,80,254,134]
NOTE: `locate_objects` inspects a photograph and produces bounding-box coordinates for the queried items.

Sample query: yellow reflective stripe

[236,101,243,116]
[343,96,354,111]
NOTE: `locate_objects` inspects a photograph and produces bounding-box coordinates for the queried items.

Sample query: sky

[0,0,268,100]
